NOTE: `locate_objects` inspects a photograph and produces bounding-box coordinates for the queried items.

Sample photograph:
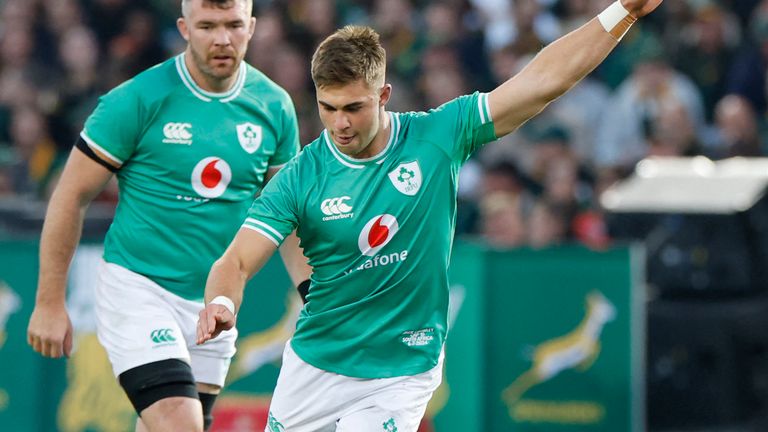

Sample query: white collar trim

[175,53,246,103]
[324,112,400,169]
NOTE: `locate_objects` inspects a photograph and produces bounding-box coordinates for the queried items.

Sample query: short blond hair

[181,0,252,18]
[311,26,386,89]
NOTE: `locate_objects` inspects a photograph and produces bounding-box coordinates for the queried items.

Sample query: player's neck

[355,110,391,159]
[184,51,239,93]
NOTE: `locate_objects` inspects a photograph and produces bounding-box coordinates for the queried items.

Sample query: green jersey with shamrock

[245,92,496,378]
[82,53,299,300]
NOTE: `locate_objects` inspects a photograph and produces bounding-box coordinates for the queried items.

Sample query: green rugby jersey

[244,92,496,378]
[82,53,299,300]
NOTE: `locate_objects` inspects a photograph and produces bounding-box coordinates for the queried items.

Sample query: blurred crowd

[1,0,767,249]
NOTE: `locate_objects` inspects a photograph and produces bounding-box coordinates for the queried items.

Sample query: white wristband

[209,296,236,315]
[598,1,636,41]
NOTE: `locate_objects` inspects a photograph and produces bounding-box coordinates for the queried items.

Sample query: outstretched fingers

[197,307,215,345]
[196,305,235,345]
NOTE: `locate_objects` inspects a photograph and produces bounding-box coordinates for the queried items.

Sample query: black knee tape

[118,359,198,415]
[199,392,217,431]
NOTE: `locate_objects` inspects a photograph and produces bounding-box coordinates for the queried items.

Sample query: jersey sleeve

[268,94,300,168]
[80,81,143,166]
[242,159,299,246]
[426,91,497,163]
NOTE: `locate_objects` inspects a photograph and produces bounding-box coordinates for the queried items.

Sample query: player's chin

[334,141,361,155]
[208,62,238,77]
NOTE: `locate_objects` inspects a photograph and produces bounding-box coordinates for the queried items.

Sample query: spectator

[479,191,528,249]
[50,26,103,147]
[594,32,707,169]
[372,0,424,80]
[107,9,167,78]
[645,102,703,158]
[0,0,766,259]
[726,0,768,114]
[711,94,765,157]
[7,106,59,198]
[528,198,570,249]
[43,0,85,38]
[674,3,741,118]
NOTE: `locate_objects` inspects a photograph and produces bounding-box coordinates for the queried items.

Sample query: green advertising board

[0,242,297,432]
[484,246,645,432]
[0,240,642,431]
[429,242,487,431]
[0,240,54,431]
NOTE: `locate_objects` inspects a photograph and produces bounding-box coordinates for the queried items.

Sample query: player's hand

[620,0,663,18]
[27,302,73,358]
[196,304,236,345]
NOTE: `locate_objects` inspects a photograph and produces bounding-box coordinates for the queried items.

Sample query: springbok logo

[0,282,20,349]
[502,291,616,405]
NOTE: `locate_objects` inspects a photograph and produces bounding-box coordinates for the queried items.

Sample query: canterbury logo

[321,196,353,216]
[162,122,193,145]
[150,329,177,344]
[268,412,286,432]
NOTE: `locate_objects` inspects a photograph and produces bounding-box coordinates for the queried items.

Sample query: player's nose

[212,27,232,46]
[333,113,350,130]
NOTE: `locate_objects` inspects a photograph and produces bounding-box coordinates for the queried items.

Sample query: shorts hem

[190,353,232,387]
[113,356,191,378]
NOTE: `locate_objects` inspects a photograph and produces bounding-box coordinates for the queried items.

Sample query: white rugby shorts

[95,261,237,386]
[265,341,443,432]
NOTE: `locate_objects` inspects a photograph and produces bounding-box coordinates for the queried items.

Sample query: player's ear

[379,84,392,107]
[177,17,190,41]
[248,17,256,39]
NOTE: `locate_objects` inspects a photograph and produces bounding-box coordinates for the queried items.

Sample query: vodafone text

[345,250,409,275]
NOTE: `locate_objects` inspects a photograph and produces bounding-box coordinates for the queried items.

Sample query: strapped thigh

[118,358,198,415]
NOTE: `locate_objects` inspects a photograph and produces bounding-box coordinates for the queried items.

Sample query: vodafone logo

[191,157,232,198]
[347,214,408,274]
[358,214,399,256]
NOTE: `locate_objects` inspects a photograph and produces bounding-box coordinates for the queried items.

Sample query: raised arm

[488,0,662,137]
[196,227,279,344]
[27,147,116,358]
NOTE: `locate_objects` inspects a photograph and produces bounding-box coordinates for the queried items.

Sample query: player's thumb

[215,311,236,334]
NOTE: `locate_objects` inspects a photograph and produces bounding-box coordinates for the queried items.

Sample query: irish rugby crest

[388,161,422,196]
[236,122,263,154]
